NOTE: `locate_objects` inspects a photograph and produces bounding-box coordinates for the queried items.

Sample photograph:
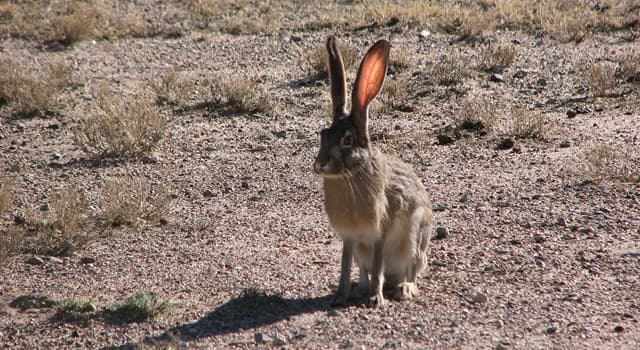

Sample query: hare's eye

[341,134,353,148]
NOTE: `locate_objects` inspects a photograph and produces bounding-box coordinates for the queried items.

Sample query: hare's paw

[350,282,369,300]
[331,288,350,307]
[367,292,386,308]
[393,282,419,300]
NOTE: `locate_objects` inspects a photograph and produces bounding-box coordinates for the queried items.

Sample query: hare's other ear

[351,40,390,140]
[327,36,347,119]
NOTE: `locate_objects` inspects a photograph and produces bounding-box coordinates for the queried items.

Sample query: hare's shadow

[101,289,333,350]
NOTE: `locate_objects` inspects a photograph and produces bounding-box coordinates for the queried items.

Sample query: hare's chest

[323,181,384,240]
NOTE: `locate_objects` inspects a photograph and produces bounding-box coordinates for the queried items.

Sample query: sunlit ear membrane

[340,130,354,148]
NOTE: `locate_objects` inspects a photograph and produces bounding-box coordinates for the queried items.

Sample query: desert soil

[1,3,640,350]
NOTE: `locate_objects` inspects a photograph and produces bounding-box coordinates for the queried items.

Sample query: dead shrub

[151,71,193,106]
[0,227,22,266]
[478,42,518,73]
[0,58,71,117]
[54,2,99,45]
[23,189,96,256]
[379,78,411,113]
[101,177,170,228]
[583,62,618,97]
[436,5,493,41]
[0,178,10,215]
[454,97,497,132]
[210,76,272,113]
[616,54,640,84]
[389,48,412,73]
[580,143,636,183]
[499,107,549,140]
[74,87,166,158]
[430,53,469,86]
[305,43,359,78]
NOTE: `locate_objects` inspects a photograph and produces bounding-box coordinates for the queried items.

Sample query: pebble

[532,234,545,243]
[513,69,528,78]
[141,154,159,164]
[566,109,577,118]
[203,190,215,198]
[48,256,63,264]
[497,138,514,150]
[80,256,96,264]
[559,140,571,148]
[490,73,504,82]
[434,227,448,240]
[419,30,431,39]
[437,134,455,145]
[546,326,557,334]
[614,325,624,333]
[578,226,594,234]
[254,332,272,343]
[27,256,45,266]
[40,204,50,212]
[470,290,487,304]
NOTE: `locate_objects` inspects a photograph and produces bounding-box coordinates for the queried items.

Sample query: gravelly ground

[1,4,640,349]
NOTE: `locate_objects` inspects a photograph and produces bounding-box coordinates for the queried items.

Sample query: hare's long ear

[351,40,390,144]
[326,36,347,119]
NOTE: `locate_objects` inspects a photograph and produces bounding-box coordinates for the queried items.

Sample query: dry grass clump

[54,2,100,45]
[583,62,618,97]
[186,0,282,35]
[107,291,169,323]
[74,87,166,159]
[151,71,194,106]
[580,143,637,184]
[23,189,96,256]
[0,58,71,117]
[55,299,98,324]
[430,53,469,86]
[304,43,359,78]
[499,107,549,140]
[0,226,22,266]
[210,76,272,113]
[389,48,412,73]
[0,178,10,215]
[616,54,640,84]
[454,97,497,131]
[379,78,411,113]
[478,42,518,73]
[101,177,170,228]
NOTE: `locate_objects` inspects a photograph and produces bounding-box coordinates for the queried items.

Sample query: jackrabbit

[313,36,433,307]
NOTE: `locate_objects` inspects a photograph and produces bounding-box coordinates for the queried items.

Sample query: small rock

[272,130,286,138]
[241,180,249,189]
[205,145,217,152]
[546,326,557,334]
[614,325,624,333]
[273,335,287,346]
[559,140,571,148]
[249,144,267,152]
[27,256,45,265]
[557,216,567,226]
[437,134,455,145]
[52,153,63,160]
[48,256,63,264]
[141,154,159,164]
[578,226,594,234]
[450,320,460,327]
[513,69,528,78]
[40,204,50,212]
[470,290,487,304]
[254,332,272,343]
[434,227,448,240]
[490,73,504,82]
[566,109,577,118]
[497,138,514,150]
[575,106,590,114]
[203,190,215,198]
[532,234,545,243]
[537,78,548,86]
[80,256,96,264]
[495,344,509,350]
[290,35,303,43]
[419,30,431,39]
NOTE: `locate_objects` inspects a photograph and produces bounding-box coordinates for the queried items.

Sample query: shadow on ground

[101,289,332,349]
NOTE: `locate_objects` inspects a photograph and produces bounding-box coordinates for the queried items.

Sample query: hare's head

[313,36,390,178]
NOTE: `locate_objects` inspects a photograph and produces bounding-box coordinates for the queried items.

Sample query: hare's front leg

[331,239,354,306]
[368,239,386,307]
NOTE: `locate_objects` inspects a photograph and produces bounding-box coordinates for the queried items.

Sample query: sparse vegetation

[584,62,618,97]
[580,143,636,183]
[23,188,96,256]
[210,76,272,113]
[305,43,359,78]
[499,107,549,140]
[0,227,22,267]
[55,299,98,324]
[616,54,640,84]
[101,177,170,228]
[108,291,169,323]
[389,48,411,73]
[0,58,71,117]
[152,71,193,106]
[454,97,497,132]
[430,53,469,86]
[54,2,99,45]
[0,178,10,215]
[379,78,411,113]
[478,42,518,73]
[74,86,166,158]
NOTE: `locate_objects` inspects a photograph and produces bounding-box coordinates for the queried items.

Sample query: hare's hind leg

[394,212,430,301]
